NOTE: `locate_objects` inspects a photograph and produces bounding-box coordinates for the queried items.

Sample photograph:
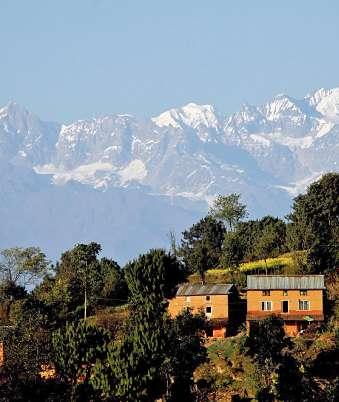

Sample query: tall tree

[209,193,247,231]
[99,257,128,305]
[247,316,289,366]
[52,321,111,401]
[35,243,126,322]
[165,309,208,401]
[247,316,291,401]
[62,242,102,320]
[167,230,178,258]
[92,249,176,401]
[230,216,287,262]
[179,216,225,275]
[255,224,284,274]
[0,247,49,288]
[288,173,339,273]
[0,295,53,397]
[189,241,210,284]
[220,231,245,269]
[36,242,101,321]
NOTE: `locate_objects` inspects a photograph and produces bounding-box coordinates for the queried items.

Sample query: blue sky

[1,0,339,122]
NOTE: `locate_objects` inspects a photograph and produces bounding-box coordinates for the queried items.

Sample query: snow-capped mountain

[0,88,338,262]
[224,89,339,186]
[0,101,59,166]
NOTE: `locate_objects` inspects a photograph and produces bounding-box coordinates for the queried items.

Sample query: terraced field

[188,252,305,284]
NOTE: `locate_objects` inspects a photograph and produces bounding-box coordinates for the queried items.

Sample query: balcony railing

[246,311,324,321]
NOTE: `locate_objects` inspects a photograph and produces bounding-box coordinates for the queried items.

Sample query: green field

[188,252,305,284]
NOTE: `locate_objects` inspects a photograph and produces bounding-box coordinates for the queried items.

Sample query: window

[299,300,310,310]
[185,296,191,302]
[283,290,288,296]
[261,301,272,311]
[206,306,212,314]
[300,290,308,296]
[262,290,270,296]
[206,295,211,301]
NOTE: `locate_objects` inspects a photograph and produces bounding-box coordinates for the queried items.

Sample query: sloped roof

[176,283,234,296]
[247,275,325,290]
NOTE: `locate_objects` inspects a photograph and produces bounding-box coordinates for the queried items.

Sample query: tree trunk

[84,284,87,321]
[200,270,205,285]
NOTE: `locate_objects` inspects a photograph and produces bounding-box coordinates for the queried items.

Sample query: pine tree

[52,321,110,401]
[92,249,174,401]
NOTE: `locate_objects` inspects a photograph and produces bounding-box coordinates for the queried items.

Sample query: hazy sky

[1,0,339,122]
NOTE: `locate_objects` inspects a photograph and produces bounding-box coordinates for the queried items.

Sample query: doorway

[282,300,289,313]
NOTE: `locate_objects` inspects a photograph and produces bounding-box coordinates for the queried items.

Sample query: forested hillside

[0,173,337,401]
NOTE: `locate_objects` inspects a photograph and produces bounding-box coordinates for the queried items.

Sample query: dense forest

[0,173,338,401]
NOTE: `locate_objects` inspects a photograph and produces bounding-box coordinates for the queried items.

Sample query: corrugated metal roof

[176,283,234,296]
[247,275,325,290]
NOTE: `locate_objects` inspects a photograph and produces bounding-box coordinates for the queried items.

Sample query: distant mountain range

[0,87,338,263]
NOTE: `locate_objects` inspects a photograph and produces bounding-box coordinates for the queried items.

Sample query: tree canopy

[92,249,173,401]
[34,242,127,323]
[209,193,247,231]
[0,247,49,288]
[288,172,339,273]
[179,216,225,277]
[52,321,111,401]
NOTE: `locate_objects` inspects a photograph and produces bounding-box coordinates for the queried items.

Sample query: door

[282,300,289,313]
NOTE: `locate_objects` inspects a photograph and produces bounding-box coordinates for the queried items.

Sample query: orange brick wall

[0,342,3,366]
[212,327,227,338]
[247,320,301,337]
[247,289,323,316]
[284,321,300,337]
[168,294,229,319]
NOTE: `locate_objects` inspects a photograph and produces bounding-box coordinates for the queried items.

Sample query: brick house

[246,275,325,336]
[168,283,237,338]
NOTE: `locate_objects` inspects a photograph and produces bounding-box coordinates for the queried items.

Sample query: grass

[87,304,129,334]
[207,338,242,360]
[188,252,306,284]
[239,253,294,272]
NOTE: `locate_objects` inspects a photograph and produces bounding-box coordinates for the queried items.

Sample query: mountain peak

[305,87,337,103]
[0,101,41,134]
[0,89,338,264]
[152,102,219,130]
[260,93,307,122]
[305,87,339,122]
[0,101,29,117]
[151,108,180,128]
[274,93,288,99]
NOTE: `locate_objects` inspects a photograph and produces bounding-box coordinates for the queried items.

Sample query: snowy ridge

[0,87,338,261]
[1,87,338,198]
[152,103,219,131]
[306,88,339,122]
